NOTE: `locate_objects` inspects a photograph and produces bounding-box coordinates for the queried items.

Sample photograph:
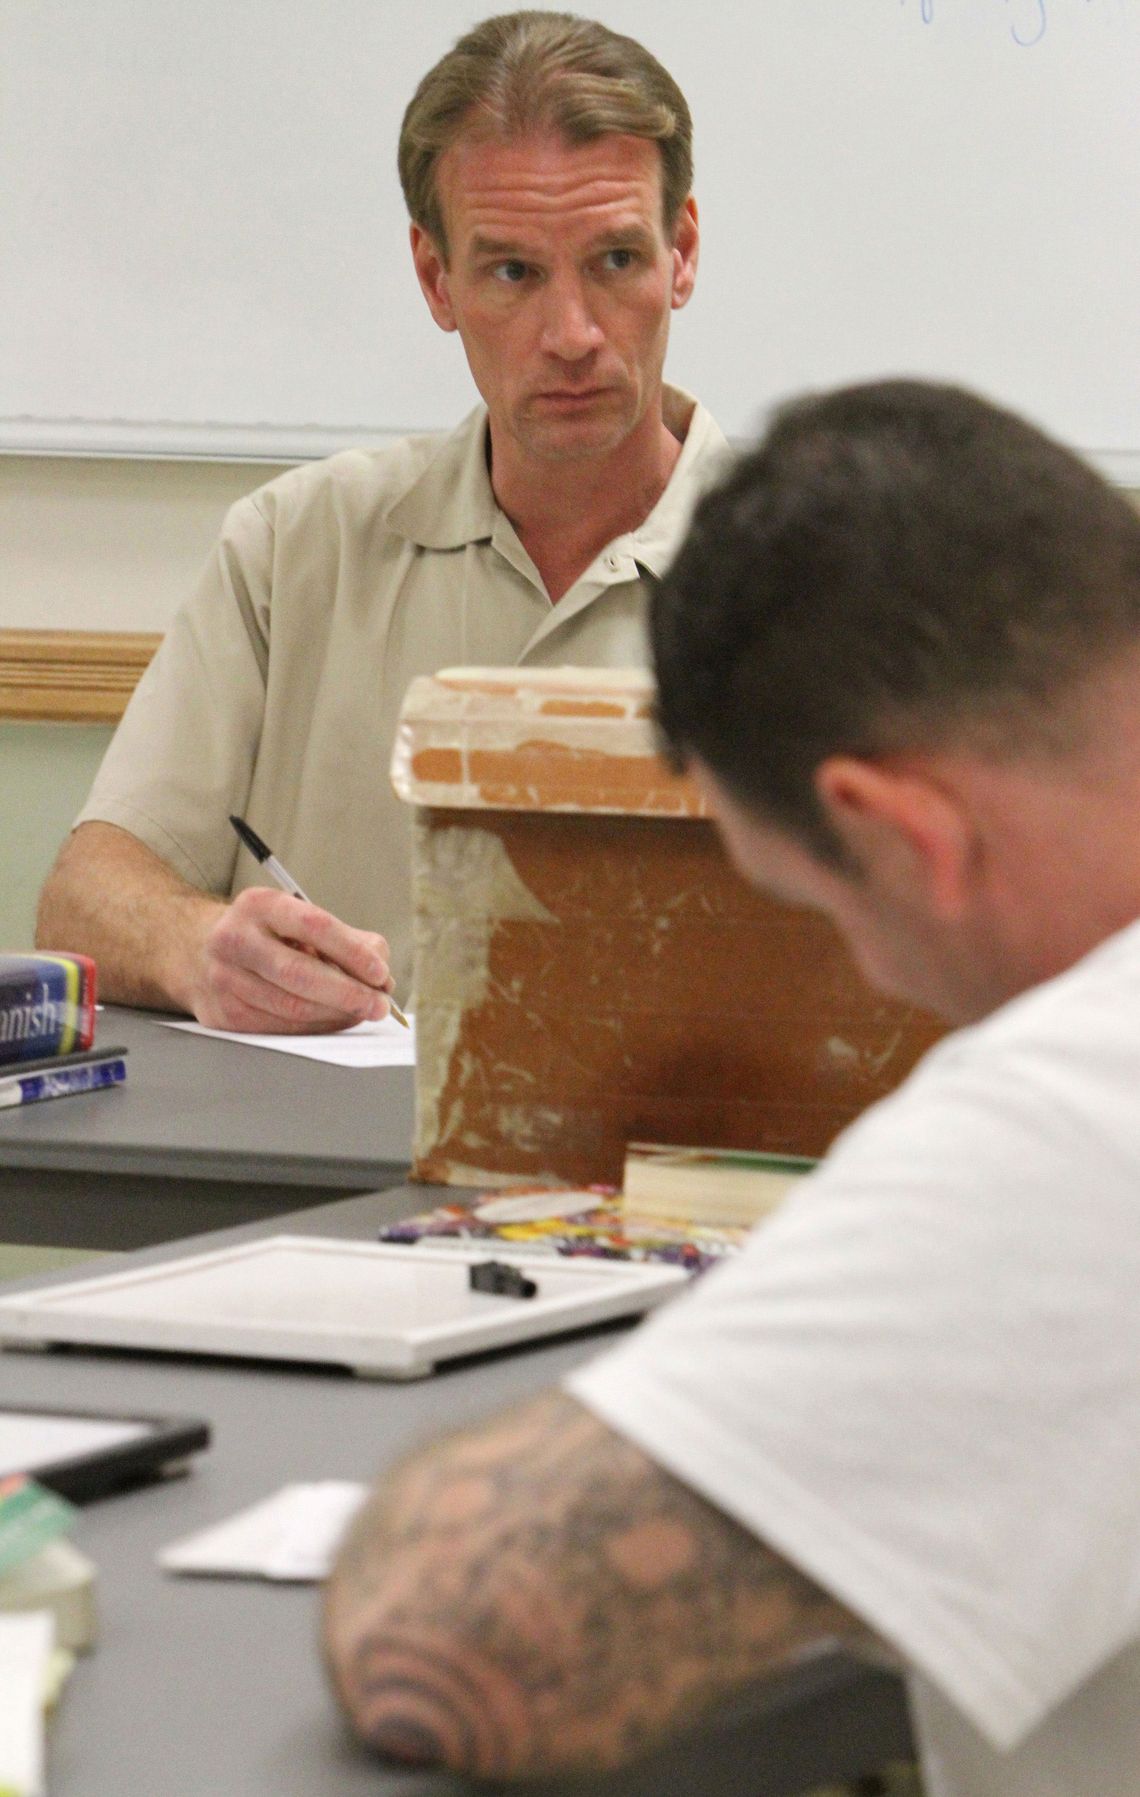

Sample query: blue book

[0,954,97,1064]
[0,1047,127,1110]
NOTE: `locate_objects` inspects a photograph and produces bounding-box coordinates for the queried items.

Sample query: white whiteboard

[1,0,1138,478]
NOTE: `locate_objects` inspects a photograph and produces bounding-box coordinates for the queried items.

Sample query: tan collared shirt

[78,391,728,994]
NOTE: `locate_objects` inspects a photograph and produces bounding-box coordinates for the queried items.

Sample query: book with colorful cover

[379,1187,754,1275]
[0,955,97,1065]
[0,1046,128,1111]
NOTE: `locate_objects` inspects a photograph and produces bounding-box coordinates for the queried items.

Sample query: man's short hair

[398,10,693,259]
[651,379,1140,865]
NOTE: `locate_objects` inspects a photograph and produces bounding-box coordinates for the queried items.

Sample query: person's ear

[815,756,977,920]
[410,225,457,333]
[670,197,699,311]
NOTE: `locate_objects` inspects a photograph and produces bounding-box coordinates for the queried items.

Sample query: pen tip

[229,815,271,862]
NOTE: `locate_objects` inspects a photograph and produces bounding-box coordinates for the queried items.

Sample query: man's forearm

[323,1391,866,1782]
[35,821,222,1012]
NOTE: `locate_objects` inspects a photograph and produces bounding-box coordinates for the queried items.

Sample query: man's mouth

[534,388,611,407]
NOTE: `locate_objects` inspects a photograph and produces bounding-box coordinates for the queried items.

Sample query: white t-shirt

[568,917,1140,1797]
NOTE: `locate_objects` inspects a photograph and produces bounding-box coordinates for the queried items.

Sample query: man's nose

[539,273,603,361]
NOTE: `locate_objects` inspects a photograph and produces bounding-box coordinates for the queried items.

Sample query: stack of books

[381,1142,817,1274]
[0,953,127,1109]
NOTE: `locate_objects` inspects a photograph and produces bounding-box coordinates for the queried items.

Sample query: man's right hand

[36,822,397,1034]
[185,886,395,1034]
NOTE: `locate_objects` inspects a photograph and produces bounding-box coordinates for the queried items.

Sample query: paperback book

[0,955,97,1065]
[0,1047,128,1111]
[621,1141,816,1228]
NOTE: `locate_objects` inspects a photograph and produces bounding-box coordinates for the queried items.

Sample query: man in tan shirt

[36,12,722,1030]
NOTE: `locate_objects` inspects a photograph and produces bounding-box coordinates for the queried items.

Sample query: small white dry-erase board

[0,1236,686,1378]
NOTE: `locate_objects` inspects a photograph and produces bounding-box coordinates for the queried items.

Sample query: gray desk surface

[0,1008,416,1250]
[0,1006,415,1185]
[0,1190,912,1797]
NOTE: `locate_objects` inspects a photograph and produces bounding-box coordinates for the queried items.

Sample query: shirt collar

[383,388,728,561]
[625,388,728,579]
[384,405,498,550]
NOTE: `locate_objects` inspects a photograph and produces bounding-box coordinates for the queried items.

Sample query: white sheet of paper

[159,1481,368,1582]
[159,1016,415,1067]
[0,1611,53,1795]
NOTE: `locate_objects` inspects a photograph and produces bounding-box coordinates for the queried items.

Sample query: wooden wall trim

[0,630,160,723]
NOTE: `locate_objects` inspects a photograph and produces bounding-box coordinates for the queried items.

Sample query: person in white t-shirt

[323,379,1140,1796]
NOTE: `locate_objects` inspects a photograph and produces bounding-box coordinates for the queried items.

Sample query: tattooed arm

[322,1389,871,1780]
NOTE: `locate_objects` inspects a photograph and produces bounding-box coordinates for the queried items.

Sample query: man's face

[412,130,698,466]
[695,764,999,1025]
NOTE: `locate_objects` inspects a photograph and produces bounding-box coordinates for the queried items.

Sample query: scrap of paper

[159,1481,368,1582]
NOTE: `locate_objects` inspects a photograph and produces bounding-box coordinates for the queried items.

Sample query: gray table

[0,1008,415,1249]
[0,1190,913,1796]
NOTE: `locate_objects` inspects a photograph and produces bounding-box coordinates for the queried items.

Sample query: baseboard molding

[0,629,160,722]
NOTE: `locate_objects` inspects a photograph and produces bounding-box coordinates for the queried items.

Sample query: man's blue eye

[603,248,635,271]
[493,260,529,283]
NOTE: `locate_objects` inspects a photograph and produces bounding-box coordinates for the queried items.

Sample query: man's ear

[670,197,699,311]
[410,224,457,333]
[815,756,977,920]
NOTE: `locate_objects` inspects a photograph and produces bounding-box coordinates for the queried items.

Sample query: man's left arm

[323,1389,870,1781]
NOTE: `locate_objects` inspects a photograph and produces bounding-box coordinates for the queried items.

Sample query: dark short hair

[398,11,693,259]
[652,380,1140,865]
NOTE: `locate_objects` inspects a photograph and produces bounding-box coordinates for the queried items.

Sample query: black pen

[228,815,410,1028]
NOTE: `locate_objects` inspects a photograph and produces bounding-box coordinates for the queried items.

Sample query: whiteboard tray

[0,1236,687,1379]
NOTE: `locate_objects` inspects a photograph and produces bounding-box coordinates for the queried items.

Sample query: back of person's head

[398,10,693,258]
[652,379,1140,866]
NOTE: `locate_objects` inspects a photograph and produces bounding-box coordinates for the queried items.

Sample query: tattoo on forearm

[323,1391,865,1779]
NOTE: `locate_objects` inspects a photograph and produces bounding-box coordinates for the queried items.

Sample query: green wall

[0,722,113,950]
